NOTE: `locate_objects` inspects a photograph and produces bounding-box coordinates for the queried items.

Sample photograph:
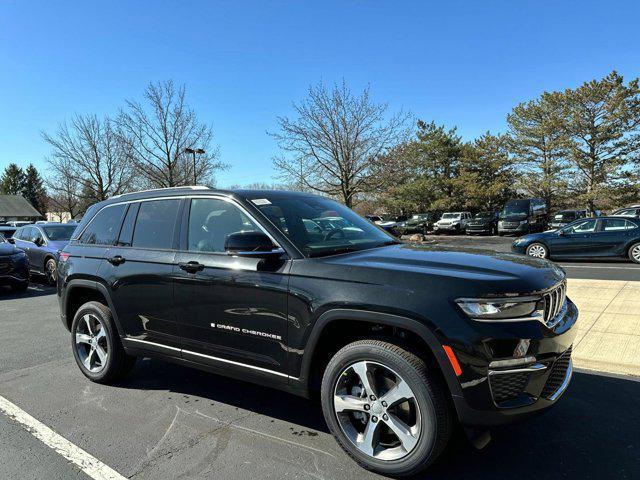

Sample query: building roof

[0,195,42,218]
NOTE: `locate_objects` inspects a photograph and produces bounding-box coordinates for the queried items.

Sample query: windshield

[248,195,397,257]
[475,212,492,219]
[441,213,459,219]
[43,225,77,241]
[501,200,530,217]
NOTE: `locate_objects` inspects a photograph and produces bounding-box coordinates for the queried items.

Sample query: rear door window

[79,204,127,245]
[603,218,637,231]
[131,199,180,250]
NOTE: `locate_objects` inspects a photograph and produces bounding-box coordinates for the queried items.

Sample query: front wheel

[321,339,452,477]
[628,242,640,264]
[526,242,549,259]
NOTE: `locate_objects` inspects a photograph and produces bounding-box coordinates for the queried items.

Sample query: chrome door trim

[123,337,295,380]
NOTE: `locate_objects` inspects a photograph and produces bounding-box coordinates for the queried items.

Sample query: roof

[0,195,41,218]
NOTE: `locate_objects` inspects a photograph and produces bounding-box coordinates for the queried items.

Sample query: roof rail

[111,185,210,199]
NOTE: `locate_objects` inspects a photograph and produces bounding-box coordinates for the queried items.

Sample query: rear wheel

[628,242,640,264]
[321,339,452,477]
[526,242,548,259]
[71,301,137,383]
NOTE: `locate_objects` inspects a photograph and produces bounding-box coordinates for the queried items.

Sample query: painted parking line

[560,264,640,270]
[0,394,126,480]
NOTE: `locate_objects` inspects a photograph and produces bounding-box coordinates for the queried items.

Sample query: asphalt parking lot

[1,239,639,479]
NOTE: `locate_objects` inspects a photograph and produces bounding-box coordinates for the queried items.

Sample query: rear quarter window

[79,204,127,245]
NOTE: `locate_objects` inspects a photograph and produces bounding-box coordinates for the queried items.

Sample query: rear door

[100,198,183,355]
[173,196,290,377]
[594,218,638,256]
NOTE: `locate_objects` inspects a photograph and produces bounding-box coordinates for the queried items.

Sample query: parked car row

[0,222,78,292]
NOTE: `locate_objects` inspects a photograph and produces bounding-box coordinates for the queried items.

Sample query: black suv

[58,187,577,477]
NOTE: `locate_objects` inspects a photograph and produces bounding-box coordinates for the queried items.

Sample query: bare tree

[116,80,225,188]
[43,114,134,208]
[270,81,411,207]
[44,158,82,218]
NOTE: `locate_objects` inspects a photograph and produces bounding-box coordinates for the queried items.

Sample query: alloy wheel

[631,244,640,262]
[527,243,547,258]
[333,361,421,461]
[75,314,108,373]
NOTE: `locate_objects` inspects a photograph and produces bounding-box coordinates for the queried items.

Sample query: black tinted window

[188,198,261,252]
[79,204,126,245]
[132,199,180,249]
[117,203,140,247]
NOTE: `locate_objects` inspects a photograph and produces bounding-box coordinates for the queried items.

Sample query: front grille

[490,372,530,404]
[502,222,518,228]
[542,281,567,327]
[541,346,572,398]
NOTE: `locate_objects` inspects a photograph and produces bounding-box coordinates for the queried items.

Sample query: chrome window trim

[124,337,295,380]
[75,194,286,254]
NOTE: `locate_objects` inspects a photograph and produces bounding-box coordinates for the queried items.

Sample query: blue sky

[1,0,639,187]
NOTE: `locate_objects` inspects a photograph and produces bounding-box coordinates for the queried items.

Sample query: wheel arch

[63,279,124,336]
[299,309,463,401]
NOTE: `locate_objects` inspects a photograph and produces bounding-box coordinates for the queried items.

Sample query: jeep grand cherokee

[57,187,577,477]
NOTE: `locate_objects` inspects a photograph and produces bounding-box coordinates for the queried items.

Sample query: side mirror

[557,230,566,236]
[7,237,15,244]
[224,231,284,258]
[33,237,43,246]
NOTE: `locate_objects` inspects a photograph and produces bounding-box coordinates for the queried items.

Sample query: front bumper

[498,221,529,234]
[466,225,492,233]
[434,223,461,232]
[0,256,29,287]
[450,298,578,427]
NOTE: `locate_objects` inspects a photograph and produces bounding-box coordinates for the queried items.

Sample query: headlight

[513,238,527,245]
[520,220,529,224]
[456,297,542,321]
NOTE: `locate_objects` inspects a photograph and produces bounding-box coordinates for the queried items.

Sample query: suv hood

[322,243,564,296]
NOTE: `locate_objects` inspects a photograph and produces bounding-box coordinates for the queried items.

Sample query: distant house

[0,195,42,222]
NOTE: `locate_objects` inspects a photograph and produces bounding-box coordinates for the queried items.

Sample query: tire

[71,301,137,384]
[321,339,453,477]
[44,257,57,286]
[628,242,640,264]
[526,242,548,259]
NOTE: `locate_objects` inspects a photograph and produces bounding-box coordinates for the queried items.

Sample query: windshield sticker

[251,198,271,206]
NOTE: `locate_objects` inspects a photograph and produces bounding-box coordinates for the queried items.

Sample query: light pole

[185,147,205,185]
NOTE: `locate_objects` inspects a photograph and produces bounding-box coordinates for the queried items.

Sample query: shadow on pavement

[119,359,639,479]
[0,282,55,299]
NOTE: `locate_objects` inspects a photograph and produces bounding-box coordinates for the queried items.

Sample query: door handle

[107,255,126,266]
[179,261,204,273]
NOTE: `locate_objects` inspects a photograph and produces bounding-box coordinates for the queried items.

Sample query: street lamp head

[195,148,206,154]
[184,148,195,154]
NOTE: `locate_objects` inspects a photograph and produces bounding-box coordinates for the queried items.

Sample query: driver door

[552,218,598,257]
[173,197,290,376]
